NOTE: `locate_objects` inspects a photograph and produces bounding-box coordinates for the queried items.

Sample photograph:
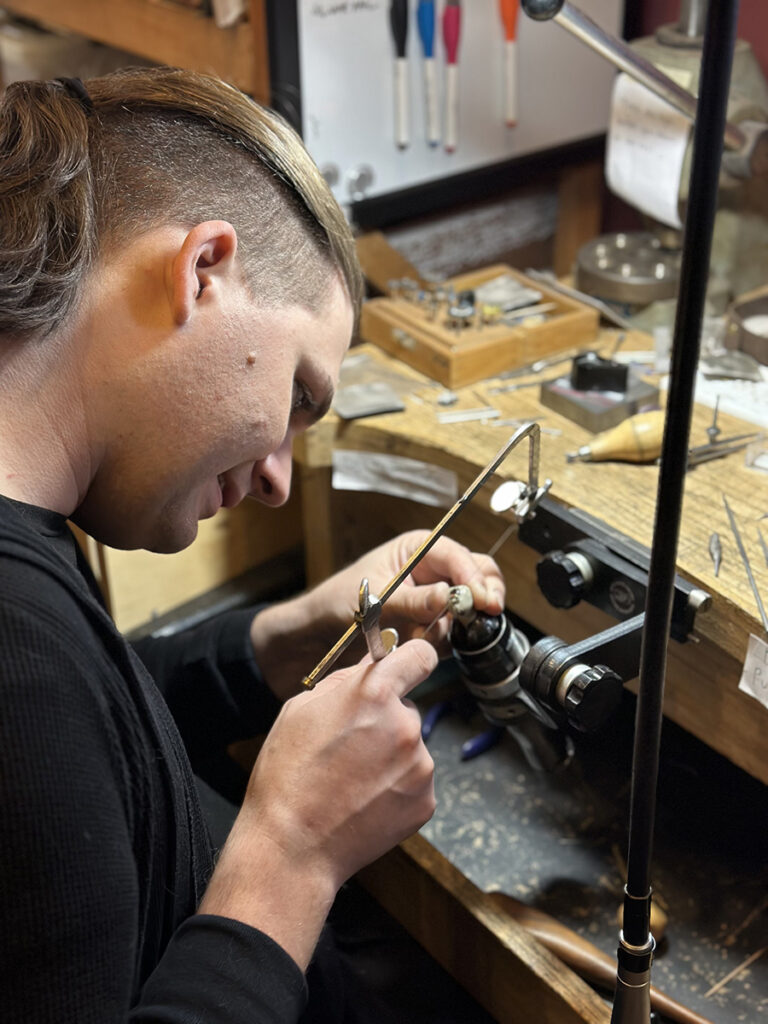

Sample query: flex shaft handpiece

[302,422,551,690]
[566,411,665,464]
[567,410,758,466]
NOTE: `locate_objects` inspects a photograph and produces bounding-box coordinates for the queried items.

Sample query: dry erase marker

[390,0,410,149]
[417,0,439,146]
[499,0,520,127]
[443,0,461,153]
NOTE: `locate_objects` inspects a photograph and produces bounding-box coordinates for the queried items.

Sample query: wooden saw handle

[488,893,714,1024]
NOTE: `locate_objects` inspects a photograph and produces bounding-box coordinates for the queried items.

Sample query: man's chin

[72,509,200,555]
[142,513,202,554]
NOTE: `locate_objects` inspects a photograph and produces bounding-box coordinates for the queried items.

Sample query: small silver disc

[490,480,526,513]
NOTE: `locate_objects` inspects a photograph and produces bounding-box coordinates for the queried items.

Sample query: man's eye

[292,381,313,415]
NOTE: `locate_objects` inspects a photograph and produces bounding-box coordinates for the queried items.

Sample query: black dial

[563,665,623,732]
[537,550,588,609]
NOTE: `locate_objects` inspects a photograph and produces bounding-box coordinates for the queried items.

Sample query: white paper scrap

[738,634,768,710]
[332,450,458,509]
[660,369,768,429]
[606,72,691,230]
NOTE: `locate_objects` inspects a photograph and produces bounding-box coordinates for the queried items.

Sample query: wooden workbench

[294,338,768,1024]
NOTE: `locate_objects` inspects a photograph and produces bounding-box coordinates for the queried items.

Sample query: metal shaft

[677,0,707,39]
[546,1,745,152]
[617,0,740,977]
[302,422,541,689]
[723,495,768,632]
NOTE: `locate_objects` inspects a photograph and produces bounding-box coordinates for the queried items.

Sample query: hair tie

[55,77,94,116]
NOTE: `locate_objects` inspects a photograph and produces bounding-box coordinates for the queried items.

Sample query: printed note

[606,72,691,230]
[738,633,768,710]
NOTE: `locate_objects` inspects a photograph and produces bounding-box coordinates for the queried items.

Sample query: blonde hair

[0,67,362,339]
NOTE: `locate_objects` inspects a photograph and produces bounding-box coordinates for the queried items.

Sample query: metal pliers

[354,578,399,661]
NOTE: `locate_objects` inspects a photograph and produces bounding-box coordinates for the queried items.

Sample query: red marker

[443,0,461,153]
[499,0,520,127]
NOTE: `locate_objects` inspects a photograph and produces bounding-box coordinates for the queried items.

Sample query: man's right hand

[197,638,437,970]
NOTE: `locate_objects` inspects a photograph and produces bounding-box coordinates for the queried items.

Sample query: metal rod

[617,0,739,971]
[689,431,759,455]
[722,495,768,632]
[301,422,542,689]
[759,527,768,569]
[677,0,707,39]
[524,268,637,332]
[523,1,745,151]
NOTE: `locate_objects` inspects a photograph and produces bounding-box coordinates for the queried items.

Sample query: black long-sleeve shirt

[0,495,307,1022]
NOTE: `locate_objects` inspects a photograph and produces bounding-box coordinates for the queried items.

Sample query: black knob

[537,551,587,609]
[518,635,570,719]
[521,0,565,21]
[563,665,623,732]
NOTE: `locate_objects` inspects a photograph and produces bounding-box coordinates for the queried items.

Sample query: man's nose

[249,437,293,507]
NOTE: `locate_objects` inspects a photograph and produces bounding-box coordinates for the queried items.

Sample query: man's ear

[171,220,239,326]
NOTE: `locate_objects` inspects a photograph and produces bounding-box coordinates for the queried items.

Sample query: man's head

[0,68,362,552]
[0,66,362,338]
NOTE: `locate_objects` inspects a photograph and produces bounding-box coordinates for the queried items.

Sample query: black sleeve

[132,916,307,1024]
[0,595,306,1024]
[132,608,281,764]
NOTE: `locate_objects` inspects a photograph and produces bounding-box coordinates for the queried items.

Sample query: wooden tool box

[359,264,599,389]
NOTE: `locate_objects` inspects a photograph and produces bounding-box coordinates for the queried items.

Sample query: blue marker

[417,1,440,146]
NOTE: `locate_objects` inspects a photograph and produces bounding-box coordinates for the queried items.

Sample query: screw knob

[563,665,623,732]
[537,550,588,609]
[521,0,565,21]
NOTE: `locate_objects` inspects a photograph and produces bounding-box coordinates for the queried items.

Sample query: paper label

[605,72,691,229]
[738,634,768,710]
[332,449,458,509]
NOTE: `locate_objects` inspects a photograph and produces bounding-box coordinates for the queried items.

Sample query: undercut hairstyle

[0,67,363,340]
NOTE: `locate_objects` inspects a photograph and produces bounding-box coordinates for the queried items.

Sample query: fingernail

[427,582,450,611]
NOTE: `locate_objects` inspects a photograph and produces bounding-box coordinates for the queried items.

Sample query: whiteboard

[298,0,623,208]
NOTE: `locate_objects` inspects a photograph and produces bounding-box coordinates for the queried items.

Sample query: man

[0,68,505,1021]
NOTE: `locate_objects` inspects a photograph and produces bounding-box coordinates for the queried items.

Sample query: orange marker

[499,0,520,127]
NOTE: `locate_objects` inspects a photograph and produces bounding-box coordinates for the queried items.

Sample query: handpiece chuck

[566,444,593,463]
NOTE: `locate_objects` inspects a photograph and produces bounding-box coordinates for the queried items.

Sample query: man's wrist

[198,815,337,972]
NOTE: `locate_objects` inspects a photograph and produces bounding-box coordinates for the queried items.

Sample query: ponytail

[0,79,95,339]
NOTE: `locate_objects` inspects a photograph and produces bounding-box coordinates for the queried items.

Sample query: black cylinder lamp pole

[613,1,739,1020]
[520,1,740,1021]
